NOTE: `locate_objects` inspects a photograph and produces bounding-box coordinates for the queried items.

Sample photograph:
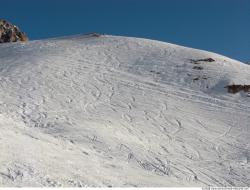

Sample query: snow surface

[0,34,250,187]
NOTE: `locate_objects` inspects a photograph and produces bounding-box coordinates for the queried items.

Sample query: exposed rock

[86,33,102,37]
[193,66,203,70]
[0,19,28,43]
[190,58,215,64]
[225,84,250,94]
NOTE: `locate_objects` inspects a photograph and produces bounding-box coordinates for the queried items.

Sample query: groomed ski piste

[0,34,249,187]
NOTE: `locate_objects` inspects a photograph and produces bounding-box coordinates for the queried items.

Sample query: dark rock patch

[85,33,102,37]
[225,84,250,94]
[193,66,203,70]
[193,77,200,81]
[0,19,28,43]
[190,58,215,64]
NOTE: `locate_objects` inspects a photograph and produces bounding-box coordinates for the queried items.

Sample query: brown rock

[0,19,28,43]
[225,84,250,94]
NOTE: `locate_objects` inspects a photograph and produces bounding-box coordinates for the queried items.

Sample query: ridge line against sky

[1,0,250,62]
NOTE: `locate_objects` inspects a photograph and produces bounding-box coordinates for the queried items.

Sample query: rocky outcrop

[190,58,215,64]
[0,19,28,43]
[225,84,250,94]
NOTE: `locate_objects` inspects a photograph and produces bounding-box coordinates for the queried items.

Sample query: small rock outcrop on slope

[225,84,250,94]
[0,19,28,43]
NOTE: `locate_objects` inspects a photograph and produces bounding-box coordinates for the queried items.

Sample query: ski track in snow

[0,34,250,187]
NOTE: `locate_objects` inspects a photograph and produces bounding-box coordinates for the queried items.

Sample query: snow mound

[0,34,250,187]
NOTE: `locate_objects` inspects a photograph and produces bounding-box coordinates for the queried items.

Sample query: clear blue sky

[2,0,250,62]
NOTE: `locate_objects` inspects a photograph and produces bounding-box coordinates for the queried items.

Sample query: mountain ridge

[0,34,249,187]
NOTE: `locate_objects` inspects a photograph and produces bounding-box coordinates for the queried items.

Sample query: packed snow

[0,34,250,187]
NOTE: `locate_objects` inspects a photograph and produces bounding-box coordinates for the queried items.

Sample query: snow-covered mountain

[0,34,249,187]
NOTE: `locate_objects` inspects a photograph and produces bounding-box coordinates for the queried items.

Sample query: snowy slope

[0,34,250,187]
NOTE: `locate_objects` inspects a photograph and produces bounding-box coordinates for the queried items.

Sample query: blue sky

[1,0,250,62]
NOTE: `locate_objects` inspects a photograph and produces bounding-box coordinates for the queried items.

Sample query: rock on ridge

[0,19,28,43]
